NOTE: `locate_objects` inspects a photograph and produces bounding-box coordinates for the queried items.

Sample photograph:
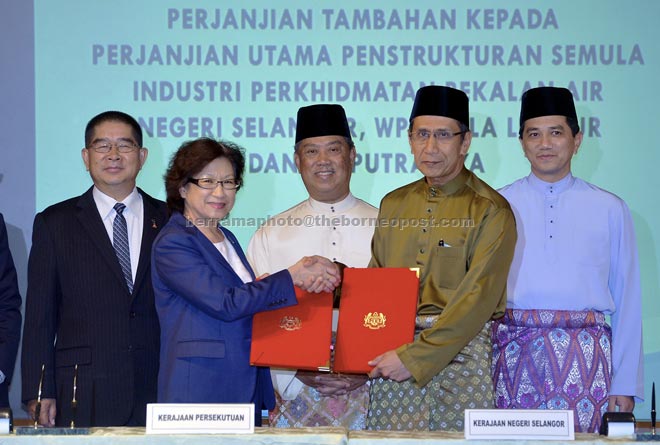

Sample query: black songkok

[409,86,469,129]
[519,86,578,127]
[295,104,351,143]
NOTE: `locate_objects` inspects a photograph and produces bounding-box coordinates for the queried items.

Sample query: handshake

[287,255,341,293]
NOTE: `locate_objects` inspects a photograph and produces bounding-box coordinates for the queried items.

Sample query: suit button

[130,311,136,318]
[128,345,133,351]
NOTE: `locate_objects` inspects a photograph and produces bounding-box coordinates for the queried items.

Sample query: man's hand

[297,371,368,396]
[368,350,412,381]
[288,256,340,293]
[608,395,634,412]
[27,398,57,427]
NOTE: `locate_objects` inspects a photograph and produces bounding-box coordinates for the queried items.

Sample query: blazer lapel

[171,213,251,285]
[184,220,243,283]
[132,189,166,296]
[221,227,256,281]
[75,187,128,292]
[196,230,240,280]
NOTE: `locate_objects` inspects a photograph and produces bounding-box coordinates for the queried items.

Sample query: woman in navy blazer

[152,138,339,425]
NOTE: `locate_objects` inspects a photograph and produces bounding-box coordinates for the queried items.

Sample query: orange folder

[333,267,419,374]
[250,287,333,371]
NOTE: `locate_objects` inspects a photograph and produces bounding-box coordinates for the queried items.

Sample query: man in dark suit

[21,111,167,427]
[0,213,22,408]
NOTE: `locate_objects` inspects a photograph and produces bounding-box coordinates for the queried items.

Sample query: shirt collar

[420,167,469,198]
[307,193,357,213]
[527,172,575,195]
[93,186,141,221]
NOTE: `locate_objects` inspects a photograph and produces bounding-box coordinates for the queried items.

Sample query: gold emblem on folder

[279,316,302,331]
[363,312,387,330]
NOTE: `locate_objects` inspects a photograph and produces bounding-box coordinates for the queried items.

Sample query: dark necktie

[113,203,133,294]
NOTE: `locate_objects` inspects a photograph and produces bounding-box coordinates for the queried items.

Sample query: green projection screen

[30,0,660,418]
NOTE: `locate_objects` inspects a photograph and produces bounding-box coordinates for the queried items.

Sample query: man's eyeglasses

[409,129,466,145]
[188,177,241,190]
[87,141,140,153]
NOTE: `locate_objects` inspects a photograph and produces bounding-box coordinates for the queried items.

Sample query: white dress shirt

[93,186,143,283]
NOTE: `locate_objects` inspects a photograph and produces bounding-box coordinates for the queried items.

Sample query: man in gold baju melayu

[366,86,516,431]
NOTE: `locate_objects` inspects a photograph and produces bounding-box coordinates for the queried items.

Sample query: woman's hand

[288,256,340,292]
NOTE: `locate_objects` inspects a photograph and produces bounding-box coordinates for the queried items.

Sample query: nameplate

[146,403,254,434]
[465,409,574,440]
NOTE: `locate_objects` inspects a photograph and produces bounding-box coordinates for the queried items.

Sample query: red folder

[250,287,333,371]
[333,268,419,374]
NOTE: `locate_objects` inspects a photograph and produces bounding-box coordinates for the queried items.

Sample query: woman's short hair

[164,137,246,214]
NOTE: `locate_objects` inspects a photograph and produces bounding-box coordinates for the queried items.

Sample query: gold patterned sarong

[269,330,369,429]
[269,382,369,429]
[366,317,493,431]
